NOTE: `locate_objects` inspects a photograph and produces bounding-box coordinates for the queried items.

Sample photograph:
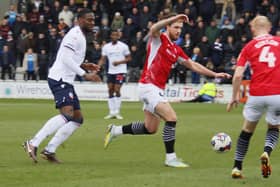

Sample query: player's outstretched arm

[180,59,232,79]
[149,14,189,37]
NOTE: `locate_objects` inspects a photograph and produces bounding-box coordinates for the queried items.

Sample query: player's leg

[261,97,280,177]
[113,74,126,119]
[104,75,116,119]
[23,114,68,163]
[41,88,82,163]
[260,124,279,178]
[155,102,189,168]
[104,83,161,149]
[114,83,123,119]
[232,120,257,178]
[23,78,70,163]
[41,108,82,163]
[104,110,159,149]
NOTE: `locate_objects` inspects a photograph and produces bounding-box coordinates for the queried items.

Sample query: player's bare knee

[165,115,177,122]
[145,126,158,134]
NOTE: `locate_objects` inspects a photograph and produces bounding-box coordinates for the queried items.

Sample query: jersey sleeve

[123,43,130,56]
[63,32,78,52]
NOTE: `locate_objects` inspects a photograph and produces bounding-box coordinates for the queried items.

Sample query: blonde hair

[250,15,271,30]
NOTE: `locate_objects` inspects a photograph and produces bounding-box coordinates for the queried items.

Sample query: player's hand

[175,14,189,23]
[226,99,239,112]
[82,63,100,71]
[113,61,120,66]
[83,73,102,82]
[215,72,232,79]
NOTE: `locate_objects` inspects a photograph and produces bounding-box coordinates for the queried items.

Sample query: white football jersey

[48,26,86,84]
[102,41,130,74]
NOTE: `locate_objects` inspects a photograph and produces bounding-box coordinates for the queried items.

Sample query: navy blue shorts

[107,73,126,84]
[48,78,80,110]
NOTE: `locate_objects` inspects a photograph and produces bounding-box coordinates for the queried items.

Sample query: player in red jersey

[227,15,280,178]
[104,14,231,168]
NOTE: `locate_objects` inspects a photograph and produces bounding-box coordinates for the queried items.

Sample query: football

[211,132,232,152]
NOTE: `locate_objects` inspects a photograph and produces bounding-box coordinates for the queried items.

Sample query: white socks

[113,125,123,136]
[30,115,67,147]
[108,97,115,115]
[45,121,80,153]
[166,152,177,161]
[114,96,121,114]
[108,96,122,115]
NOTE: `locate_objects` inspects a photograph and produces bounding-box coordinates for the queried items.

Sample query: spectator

[27,6,40,30]
[190,47,204,84]
[22,48,38,80]
[0,18,11,40]
[181,79,217,102]
[211,37,224,72]
[122,17,137,45]
[99,18,111,42]
[50,0,61,25]
[26,32,36,51]
[37,49,49,80]
[5,4,17,26]
[174,0,185,14]
[6,31,16,63]
[257,0,270,16]
[267,4,280,34]
[122,0,134,20]
[16,28,29,66]
[68,0,78,14]
[197,36,211,64]
[11,14,28,39]
[58,5,74,27]
[185,1,198,22]
[235,34,248,56]
[219,17,234,43]
[205,19,220,44]
[193,21,205,44]
[234,17,250,41]
[139,5,151,32]
[0,45,15,80]
[47,27,59,67]
[110,12,124,32]
[57,18,69,33]
[36,15,48,36]
[223,35,236,65]
[36,33,49,53]
[127,44,142,82]
[181,33,193,56]
[31,0,44,13]
[221,0,236,21]
[17,0,28,14]
[130,7,141,30]
[42,5,53,24]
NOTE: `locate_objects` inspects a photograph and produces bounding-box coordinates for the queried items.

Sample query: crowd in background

[0,0,280,84]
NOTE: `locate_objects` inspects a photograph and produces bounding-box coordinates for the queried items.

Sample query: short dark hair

[77,8,93,19]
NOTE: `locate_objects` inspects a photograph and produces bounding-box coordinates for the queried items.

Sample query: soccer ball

[211,132,232,152]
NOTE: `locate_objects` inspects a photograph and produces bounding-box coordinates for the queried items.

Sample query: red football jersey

[139,33,189,89]
[237,34,280,96]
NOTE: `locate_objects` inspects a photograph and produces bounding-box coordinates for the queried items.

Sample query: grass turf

[0,99,279,187]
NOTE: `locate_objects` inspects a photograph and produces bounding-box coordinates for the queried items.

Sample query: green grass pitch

[0,99,280,187]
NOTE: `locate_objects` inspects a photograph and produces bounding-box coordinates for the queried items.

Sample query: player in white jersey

[23,9,100,163]
[98,30,131,120]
